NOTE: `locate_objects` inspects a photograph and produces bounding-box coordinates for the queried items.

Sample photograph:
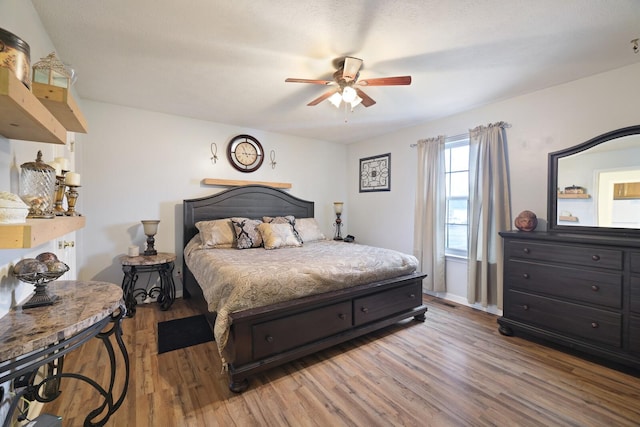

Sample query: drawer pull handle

[338,313,346,320]
[523,248,530,254]
[265,335,274,343]
[591,322,599,329]
[361,307,369,313]
[522,304,529,311]
[522,273,530,279]
[591,285,599,292]
[592,255,600,261]
[409,293,416,299]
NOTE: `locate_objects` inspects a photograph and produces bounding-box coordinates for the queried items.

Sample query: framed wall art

[359,153,391,192]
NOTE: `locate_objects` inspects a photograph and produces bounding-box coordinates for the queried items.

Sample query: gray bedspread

[184,237,418,364]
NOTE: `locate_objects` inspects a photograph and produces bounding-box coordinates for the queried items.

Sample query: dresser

[498,231,640,370]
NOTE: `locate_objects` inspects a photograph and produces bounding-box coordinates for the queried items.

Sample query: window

[444,137,469,257]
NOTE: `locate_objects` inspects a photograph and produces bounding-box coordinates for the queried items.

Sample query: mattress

[184,237,418,359]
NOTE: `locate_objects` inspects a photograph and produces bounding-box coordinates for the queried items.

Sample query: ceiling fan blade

[357,76,412,86]
[342,57,363,82]
[285,78,335,85]
[355,88,376,107]
[307,89,338,106]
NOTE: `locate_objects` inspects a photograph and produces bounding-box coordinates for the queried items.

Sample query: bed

[182,185,427,392]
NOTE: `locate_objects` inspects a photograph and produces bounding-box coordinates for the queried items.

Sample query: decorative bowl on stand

[14,263,69,309]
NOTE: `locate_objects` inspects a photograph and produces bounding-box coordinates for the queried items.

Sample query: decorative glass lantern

[32,52,72,88]
[20,151,57,219]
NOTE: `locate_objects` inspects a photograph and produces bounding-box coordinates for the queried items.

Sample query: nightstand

[120,252,176,316]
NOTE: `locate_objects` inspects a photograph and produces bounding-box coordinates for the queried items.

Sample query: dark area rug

[157,314,213,354]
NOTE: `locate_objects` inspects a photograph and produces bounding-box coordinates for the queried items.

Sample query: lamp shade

[341,86,357,103]
[333,202,344,215]
[141,220,160,236]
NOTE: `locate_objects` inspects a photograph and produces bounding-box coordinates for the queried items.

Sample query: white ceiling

[32,0,640,144]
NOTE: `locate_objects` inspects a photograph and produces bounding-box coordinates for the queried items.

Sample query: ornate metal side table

[0,280,129,427]
[120,252,176,316]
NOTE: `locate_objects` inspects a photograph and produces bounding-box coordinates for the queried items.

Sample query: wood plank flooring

[41,296,640,426]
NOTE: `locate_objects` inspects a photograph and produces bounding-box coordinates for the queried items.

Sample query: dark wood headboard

[182,185,314,299]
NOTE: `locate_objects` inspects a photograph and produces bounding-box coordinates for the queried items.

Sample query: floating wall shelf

[0,68,67,144]
[32,82,88,133]
[202,178,292,189]
[0,216,86,249]
[557,193,590,199]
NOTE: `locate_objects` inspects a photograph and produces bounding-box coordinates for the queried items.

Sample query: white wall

[0,0,77,316]
[347,61,640,308]
[77,101,347,292]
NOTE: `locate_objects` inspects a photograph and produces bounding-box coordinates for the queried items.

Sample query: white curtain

[414,136,446,292]
[467,122,511,308]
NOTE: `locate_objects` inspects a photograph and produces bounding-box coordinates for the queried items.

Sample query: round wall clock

[227,134,264,173]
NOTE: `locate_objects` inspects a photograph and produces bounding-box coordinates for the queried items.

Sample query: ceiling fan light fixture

[328,92,343,108]
[350,95,363,111]
[342,86,357,103]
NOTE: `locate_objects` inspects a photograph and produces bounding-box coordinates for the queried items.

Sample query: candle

[65,172,81,186]
[128,246,139,257]
[55,157,69,171]
[47,161,62,176]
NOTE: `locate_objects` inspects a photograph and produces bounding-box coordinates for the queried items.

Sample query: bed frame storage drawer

[252,301,352,359]
[505,260,622,308]
[354,282,422,326]
[505,240,623,270]
[505,290,622,347]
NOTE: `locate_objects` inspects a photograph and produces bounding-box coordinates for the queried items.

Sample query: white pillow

[195,219,235,248]
[295,218,326,242]
[257,222,303,250]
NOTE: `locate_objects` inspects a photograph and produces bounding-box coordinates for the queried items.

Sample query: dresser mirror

[548,125,640,235]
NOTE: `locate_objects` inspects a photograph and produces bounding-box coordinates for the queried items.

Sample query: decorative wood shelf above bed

[202,178,292,189]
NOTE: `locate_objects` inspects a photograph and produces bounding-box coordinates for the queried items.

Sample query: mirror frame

[548,124,640,236]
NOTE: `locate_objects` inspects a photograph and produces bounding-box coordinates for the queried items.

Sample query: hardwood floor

[41,296,640,426]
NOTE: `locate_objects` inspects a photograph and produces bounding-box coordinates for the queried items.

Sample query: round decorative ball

[515,210,538,232]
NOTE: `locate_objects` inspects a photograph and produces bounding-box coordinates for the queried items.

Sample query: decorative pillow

[195,219,235,248]
[231,217,263,249]
[295,218,326,242]
[262,215,303,244]
[257,222,303,250]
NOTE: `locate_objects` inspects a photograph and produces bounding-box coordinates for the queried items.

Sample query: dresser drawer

[506,241,622,270]
[252,301,352,359]
[506,260,622,308]
[631,252,640,274]
[631,276,640,314]
[630,315,640,354]
[354,282,422,326]
[504,290,622,347]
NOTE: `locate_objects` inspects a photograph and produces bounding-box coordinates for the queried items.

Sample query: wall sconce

[210,142,218,164]
[270,150,277,169]
[141,220,160,255]
[333,202,344,240]
[632,38,639,54]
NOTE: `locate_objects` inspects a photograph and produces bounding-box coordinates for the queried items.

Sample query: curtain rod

[409,123,511,148]
[409,133,468,148]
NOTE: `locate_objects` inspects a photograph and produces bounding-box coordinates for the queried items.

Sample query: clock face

[227,135,264,172]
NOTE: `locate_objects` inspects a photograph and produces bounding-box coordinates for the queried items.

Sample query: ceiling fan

[285,56,411,109]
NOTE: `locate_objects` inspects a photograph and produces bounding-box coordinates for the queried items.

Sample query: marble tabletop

[0,280,123,362]
[120,252,176,266]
